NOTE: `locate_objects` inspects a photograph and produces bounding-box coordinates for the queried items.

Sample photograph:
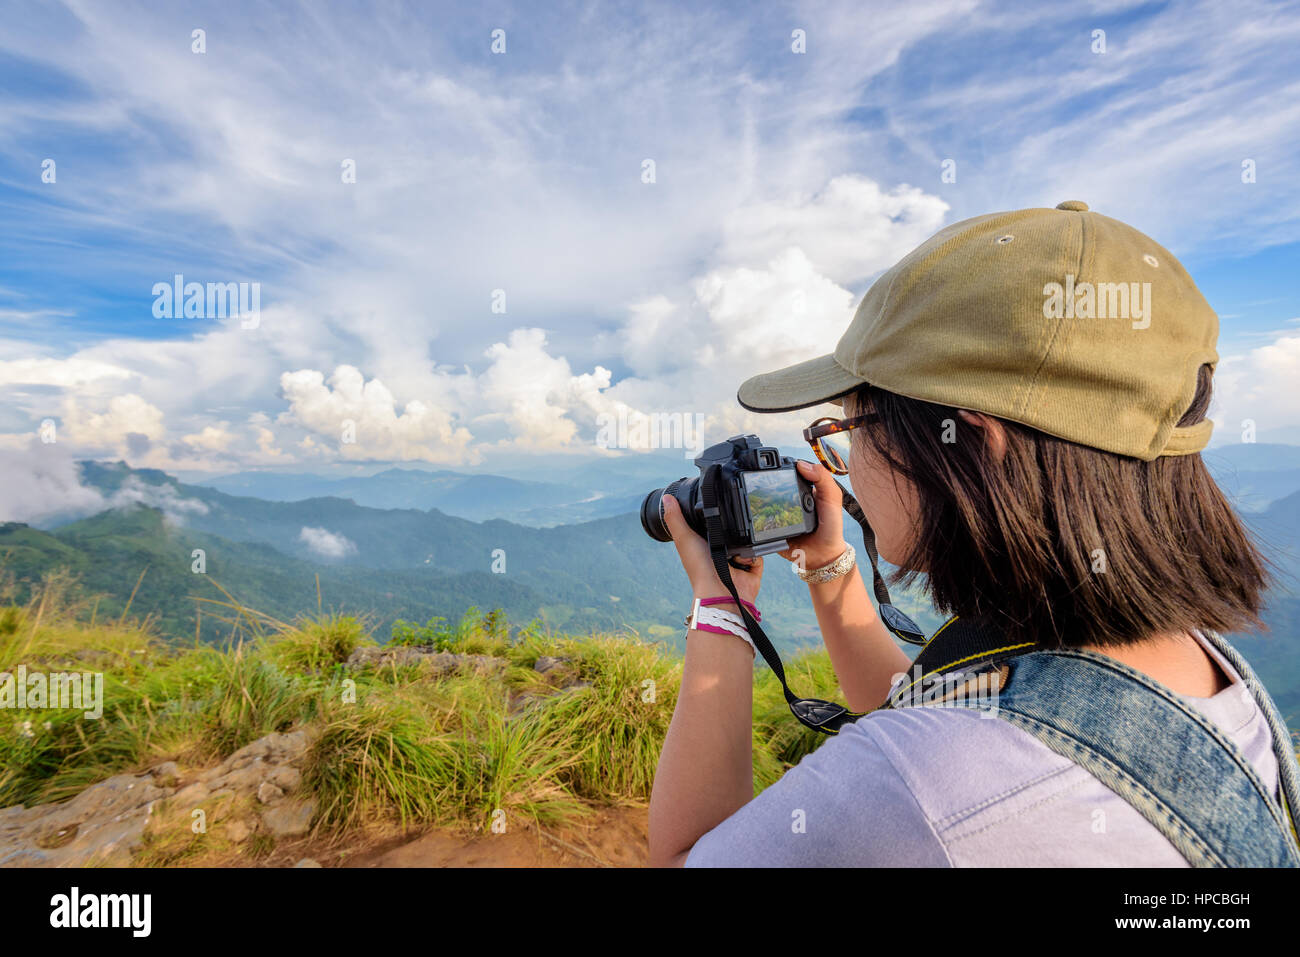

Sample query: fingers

[797,459,843,506]
[660,493,690,541]
[662,495,710,562]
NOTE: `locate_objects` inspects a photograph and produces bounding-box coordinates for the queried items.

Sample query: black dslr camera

[639,434,817,559]
[641,431,925,735]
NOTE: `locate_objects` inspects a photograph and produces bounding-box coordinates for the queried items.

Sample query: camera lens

[639,488,672,542]
[640,478,698,542]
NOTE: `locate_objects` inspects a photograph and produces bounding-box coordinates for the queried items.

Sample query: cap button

[1056,200,1089,211]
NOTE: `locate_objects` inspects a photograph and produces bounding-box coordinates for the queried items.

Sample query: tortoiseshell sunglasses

[802,412,880,475]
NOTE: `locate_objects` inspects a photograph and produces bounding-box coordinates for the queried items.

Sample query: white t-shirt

[685,632,1281,866]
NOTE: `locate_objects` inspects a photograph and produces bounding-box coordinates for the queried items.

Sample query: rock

[533,656,567,674]
[207,763,266,793]
[257,781,284,805]
[294,857,322,868]
[261,800,315,838]
[0,727,320,866]
[268,766,301,792]
[226,738,272,768]
[226,818,251,844]
[508,691,542,715]
[172,782,211,808]
[150,762,181,787]
[266,730,314,762]
[0,771,171,867]
[346,646,508,677]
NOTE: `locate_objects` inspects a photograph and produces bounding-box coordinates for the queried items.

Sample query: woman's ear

[957,409,1008,460]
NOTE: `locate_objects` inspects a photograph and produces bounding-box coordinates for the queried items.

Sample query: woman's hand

[779,459,849,572]
[661,494,763,607]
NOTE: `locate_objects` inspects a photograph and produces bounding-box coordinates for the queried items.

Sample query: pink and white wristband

[685,598,758,657]
[696,595,761,622]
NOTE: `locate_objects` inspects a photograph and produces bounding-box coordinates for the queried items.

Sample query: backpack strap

[939,649,1300,867]
[1195,629,1300,853]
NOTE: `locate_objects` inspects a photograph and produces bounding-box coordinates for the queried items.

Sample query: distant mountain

[1205,443,1300,470]
[194,465,650,526]
[1232,596,1300,729]
[0,508,548,643]
[8,459,1294,729]
[23,461,946,651]
[1204,443,1300,512]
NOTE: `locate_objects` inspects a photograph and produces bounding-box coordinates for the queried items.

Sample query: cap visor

[736,353,864,413]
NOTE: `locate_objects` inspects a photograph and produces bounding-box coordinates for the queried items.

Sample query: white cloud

[0,445,107,524]
[1212,333,1300,441]
[719,177,949,286]
[107,477,209,518]
[298,526,357,559]
[0,357,133,389]
[182,424,236,453]
[278,365,476,464]
[0,444,209,526]
[2,0,1296,478]
[476,329,618,451]
[61,393,165,449]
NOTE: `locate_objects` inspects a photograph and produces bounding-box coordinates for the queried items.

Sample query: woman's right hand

[779,459,849,572]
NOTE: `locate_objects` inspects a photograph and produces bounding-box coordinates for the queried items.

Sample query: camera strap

[699,463,927,735]
[831,478,927,646]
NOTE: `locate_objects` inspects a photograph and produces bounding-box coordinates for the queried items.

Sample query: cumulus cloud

[1212,332,1300,443]
[719,177,949,286]
[61,393,165,450]
[278,365,476,464]
[1,1,1298,479]
[181,425,236,453]
[298,526,357,559]
[598,247,861,449]
[476,328,619,451]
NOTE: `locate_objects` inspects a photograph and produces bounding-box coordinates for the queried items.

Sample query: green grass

[7,572,1300,865]
[0,574,847,842]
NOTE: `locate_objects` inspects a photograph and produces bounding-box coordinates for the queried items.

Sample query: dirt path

[262,805,650,868]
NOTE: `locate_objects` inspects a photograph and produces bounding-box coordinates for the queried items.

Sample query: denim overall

[903,629,1300,867]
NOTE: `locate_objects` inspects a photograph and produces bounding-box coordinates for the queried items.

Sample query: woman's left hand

[661,494,763,607]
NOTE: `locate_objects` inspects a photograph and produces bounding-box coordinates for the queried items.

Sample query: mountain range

[4,460,946,652]
[1,457,1297,727]
[190,441,1300,523]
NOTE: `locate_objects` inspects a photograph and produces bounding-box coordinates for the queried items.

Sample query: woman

[648,200,1300,867]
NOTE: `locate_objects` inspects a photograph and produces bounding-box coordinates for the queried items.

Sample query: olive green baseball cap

[736,201,1219,461]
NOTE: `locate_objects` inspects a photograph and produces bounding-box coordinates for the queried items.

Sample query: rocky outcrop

[0,729,319,867]
[345,645,509,676]
[0,766,174,867]
[508,656,591,715]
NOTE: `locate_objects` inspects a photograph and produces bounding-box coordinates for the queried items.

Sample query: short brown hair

[850,364,1271,649]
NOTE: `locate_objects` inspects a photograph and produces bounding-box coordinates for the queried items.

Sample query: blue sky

[1,0,1298,509]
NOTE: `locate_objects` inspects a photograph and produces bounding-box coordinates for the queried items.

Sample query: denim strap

[944,645,1300,867]
[1198,630,1300,852]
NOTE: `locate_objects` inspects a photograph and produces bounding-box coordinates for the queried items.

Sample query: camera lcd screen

[742,468,807,543]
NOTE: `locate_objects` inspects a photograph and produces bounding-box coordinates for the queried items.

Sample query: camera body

[640,434,818,558]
